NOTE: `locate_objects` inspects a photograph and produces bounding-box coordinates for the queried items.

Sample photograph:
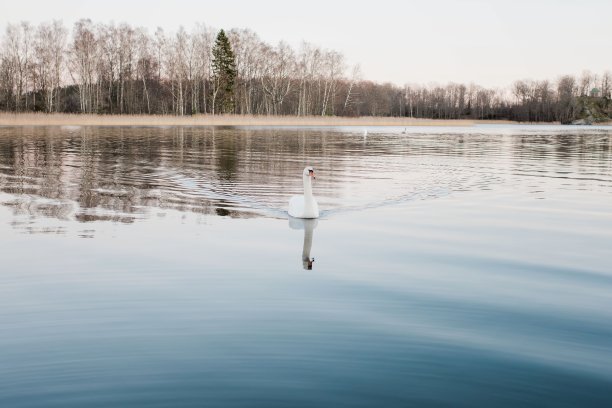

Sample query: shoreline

[0,113,562,127]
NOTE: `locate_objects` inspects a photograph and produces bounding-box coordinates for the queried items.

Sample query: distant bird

[402,128,407,134]
[288,167,319,218]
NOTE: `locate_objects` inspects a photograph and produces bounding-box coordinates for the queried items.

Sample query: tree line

[1,19,610,122]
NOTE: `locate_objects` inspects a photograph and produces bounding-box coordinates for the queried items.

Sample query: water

[1,125,611,407]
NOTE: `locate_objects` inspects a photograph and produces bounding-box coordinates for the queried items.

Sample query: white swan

[288,167,319,219]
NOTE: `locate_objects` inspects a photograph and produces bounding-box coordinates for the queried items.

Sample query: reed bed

[0,113,506,127]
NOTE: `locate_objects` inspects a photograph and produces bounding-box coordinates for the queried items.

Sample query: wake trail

[162,169,452,220]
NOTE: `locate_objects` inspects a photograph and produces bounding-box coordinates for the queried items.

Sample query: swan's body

[288,167,319,219]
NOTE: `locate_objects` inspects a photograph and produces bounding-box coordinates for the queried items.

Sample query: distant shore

[0,113,534,127]
[3,113,608,127]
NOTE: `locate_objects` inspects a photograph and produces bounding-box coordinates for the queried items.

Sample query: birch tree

[260,42,295,115]
[69,19,98,113]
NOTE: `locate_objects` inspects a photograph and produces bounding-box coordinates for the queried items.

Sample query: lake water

[1,125,611,407]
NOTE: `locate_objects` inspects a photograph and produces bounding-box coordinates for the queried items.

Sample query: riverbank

[0,113,522,127]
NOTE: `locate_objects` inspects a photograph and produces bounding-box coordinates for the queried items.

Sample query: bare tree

[135,27,153,114]
[342,64,361,115]
[69,19,99,113]
[320,50,344,116]
[600,71,611,98]
[4,23,27,110]
[260,42,295,115]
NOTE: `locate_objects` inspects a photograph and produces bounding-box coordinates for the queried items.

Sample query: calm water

[1,125,611,407]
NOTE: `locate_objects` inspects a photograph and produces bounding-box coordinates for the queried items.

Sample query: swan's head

[303,166,316,179]
[303,257,314,270]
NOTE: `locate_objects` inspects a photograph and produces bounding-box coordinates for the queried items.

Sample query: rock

[571,117,593,125]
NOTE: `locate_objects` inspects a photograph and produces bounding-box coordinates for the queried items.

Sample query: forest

[1,19,611,123]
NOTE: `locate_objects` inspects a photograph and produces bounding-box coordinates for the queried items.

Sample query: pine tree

[211,29,237,114]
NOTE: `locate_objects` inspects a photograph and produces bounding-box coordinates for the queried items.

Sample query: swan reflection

[289,217,318,270]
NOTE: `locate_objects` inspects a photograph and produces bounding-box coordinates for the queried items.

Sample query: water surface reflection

[289,217,317,270]
[1,125,612,407]
[1,125,610,234]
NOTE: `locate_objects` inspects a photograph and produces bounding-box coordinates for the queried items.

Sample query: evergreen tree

[211,29,237,114]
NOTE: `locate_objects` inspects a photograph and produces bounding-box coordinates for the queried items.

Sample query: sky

[1,0,611,88]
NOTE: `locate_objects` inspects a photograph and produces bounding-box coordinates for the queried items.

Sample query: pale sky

[2,0,611,88]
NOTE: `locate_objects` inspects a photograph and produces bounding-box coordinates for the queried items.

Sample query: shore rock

[571,118,593,125]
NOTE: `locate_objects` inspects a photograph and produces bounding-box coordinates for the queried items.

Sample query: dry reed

[0,113,510,127]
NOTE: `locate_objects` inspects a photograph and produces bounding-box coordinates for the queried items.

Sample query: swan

[288,167,319,219]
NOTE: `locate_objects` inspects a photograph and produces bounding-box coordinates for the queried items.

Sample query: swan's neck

[303,175,313,199]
